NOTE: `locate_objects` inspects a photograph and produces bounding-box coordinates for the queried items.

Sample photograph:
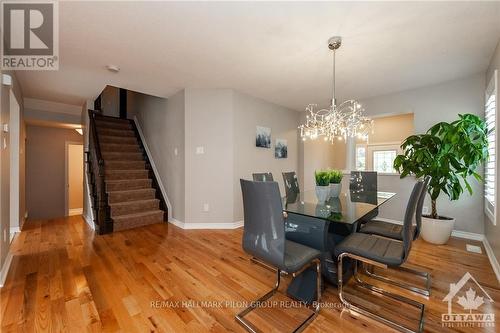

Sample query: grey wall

[135,88,299,225]
[232,91,300,221]
[135,91,185,221]
[26,125,82,220]
[485,39,500,261]
[359,73,486,234]
[184,89,235,224]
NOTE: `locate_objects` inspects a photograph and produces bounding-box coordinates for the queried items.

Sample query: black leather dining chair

[282,171,300,197]
[252,172,274,182]
[358,176,432,296]
[237,180,322,333]
[335,180,425,333]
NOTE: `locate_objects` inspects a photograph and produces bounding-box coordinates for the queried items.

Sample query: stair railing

[88,109,112,233]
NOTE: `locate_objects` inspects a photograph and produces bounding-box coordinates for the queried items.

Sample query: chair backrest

[402,180,424,261]
[414,176,431,239]
[282,171,300,197]
[252,172,274,182]
[350,171,377,192]
[240,179,285,268]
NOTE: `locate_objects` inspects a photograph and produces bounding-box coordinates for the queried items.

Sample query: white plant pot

[329,183,342,198]
[315,186,330,203]
[421,216,455,245]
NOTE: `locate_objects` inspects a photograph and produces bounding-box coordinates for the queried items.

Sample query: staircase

[87,111,167,234]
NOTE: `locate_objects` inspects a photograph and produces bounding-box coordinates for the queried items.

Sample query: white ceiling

[15,1,500,111]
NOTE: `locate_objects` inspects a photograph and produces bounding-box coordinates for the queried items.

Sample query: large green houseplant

[393,114,489,244]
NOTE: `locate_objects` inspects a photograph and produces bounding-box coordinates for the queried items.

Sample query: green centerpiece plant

[315,170,331,202]
[328,169,343,197]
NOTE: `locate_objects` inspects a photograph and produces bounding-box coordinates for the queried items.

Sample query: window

[373,150,397,173]
[355,145,366,170]
[485,69,497,224]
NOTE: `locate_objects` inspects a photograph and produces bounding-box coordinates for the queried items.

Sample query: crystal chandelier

[299,36,372,142]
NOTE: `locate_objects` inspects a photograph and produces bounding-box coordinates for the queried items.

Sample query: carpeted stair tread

[101,152,144,161]
[105,179,152,191]
[105,160,146,170]
[95,120,132,130]
[105,169,149,180]
[95,116,130,124]
[96,128,136,137]
[112,210,164,231]
[108,188,156,203]
[109,199,160,217]
[100,143,141,153]
[98,135,137,144]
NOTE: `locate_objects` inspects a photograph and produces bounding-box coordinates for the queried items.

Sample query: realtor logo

[442,272,495,328]
[1,0,59,70]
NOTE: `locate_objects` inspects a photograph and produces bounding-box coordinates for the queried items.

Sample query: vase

[421,215,455,245]
[315,185,330,203]
[329,183,342,198]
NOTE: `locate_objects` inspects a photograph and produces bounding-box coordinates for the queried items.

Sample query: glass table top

[283,189,395,224]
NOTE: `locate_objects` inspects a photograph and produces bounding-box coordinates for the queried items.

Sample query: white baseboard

[169,218,243,230]
[0,252,13,288]
[134,116,173,221]
[68,208,83,216]
[375,217,486,242]
[451,230,484,241]
[83,214,95,230]
[483,237,500,283]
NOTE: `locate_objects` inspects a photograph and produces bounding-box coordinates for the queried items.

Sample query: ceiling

[15,1,500,111]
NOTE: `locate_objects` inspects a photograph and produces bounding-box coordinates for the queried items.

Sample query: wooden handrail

[88,110,104,171]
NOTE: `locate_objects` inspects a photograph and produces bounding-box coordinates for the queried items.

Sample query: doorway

[65,143,83,216]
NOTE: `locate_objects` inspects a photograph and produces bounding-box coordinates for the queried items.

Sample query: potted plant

[329,169,343,197]
[394,114,489,245]
[315,170,331,203]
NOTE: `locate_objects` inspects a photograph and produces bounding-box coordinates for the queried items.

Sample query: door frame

[65,141,84,216]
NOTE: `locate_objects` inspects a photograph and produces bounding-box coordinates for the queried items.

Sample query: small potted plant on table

[315,170,331,203]
[394,114,489,245]
[329,169,343,198]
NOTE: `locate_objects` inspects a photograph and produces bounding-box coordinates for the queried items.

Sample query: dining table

[282,188,396,304]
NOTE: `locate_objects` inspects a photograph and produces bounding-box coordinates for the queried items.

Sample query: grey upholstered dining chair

[358,176,432,296]
[237,179,322,333]
[349,171,377,192]
[335,180,425,333]
[252,172,274,182]
[282,171,300,197]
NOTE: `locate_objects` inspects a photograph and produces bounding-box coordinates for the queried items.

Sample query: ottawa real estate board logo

[1,0,59,70]
[442,272,495,328]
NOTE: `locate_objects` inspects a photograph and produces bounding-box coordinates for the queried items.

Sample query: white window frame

[365,142,402,175]
[485,69,497,225]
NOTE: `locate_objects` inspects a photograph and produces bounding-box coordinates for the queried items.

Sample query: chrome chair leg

[236,259,321,333]
[337,253,425,333]
[361,263,431,297]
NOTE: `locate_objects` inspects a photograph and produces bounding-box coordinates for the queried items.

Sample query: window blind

[485,70,497,224]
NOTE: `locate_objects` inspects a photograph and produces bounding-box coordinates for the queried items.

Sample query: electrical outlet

[422,206,429,215]
[196,146,205,154]
[203,203,210,212]
[174,148,178,156]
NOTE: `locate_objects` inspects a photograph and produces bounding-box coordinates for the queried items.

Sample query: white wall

[358,73,486,234]
[0,71,25,284]
[485,39,500,260]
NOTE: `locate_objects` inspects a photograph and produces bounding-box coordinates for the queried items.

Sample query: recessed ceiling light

[106,64,120,73]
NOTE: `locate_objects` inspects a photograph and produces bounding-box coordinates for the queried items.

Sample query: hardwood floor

[1,216,499,332]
